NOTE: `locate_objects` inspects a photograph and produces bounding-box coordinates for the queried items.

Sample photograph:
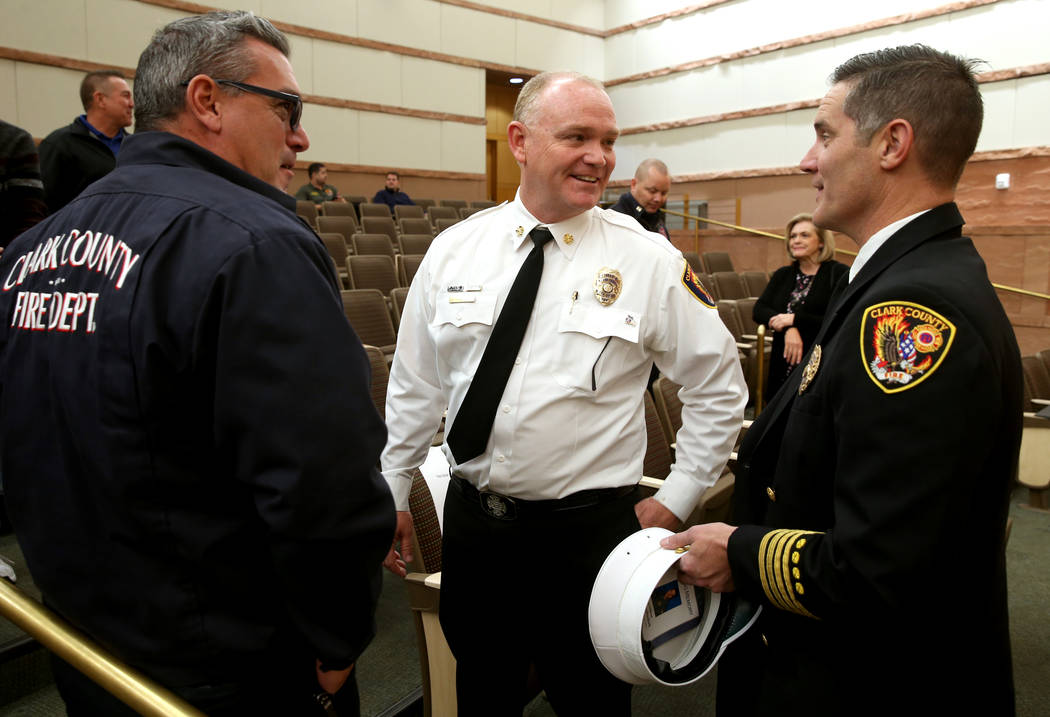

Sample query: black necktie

[446,227,554,464]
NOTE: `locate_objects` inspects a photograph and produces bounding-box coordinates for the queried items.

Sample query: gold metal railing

[662,207,1050,301]
[0,577,205,717]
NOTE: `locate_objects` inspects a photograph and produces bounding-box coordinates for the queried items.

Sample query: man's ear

[508,121,527,165]
[184,75,223,133]
[877,118,914,171]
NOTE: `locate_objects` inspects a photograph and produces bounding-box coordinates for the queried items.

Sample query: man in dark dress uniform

[664,45,1021,716]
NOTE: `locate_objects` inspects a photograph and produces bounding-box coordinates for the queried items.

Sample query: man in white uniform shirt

[381,71,746,715]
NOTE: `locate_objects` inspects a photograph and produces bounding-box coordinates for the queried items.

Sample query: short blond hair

[513,71,606,126]
[785,213,835,263]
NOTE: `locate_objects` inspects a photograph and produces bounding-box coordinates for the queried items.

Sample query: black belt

[450,474,636,521]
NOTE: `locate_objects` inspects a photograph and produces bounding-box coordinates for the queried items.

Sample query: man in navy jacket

[0,11,393,716]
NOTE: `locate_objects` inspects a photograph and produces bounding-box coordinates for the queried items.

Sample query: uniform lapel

[744,203,965,454]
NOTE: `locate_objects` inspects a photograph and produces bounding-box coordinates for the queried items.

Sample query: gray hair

[634,158,668,182]
[134,11,290,132]
[831,44,983,189]
[513,71,607,126]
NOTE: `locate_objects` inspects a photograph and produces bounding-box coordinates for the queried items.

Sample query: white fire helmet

[588,527,761,686]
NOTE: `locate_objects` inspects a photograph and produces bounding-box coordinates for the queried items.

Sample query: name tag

[447,285,483,293]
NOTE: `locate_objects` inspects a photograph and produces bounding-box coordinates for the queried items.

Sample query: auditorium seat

[398,234,433,255]
[702,251,734,273]
[682,251,703,274]
[397,254,424,287]
[469,200,498,210]
[437,198,467,211]
[362,344,389,418]
[652,376,683,448]
[427,206,459,227]
[459,207,481,219]
[360,202,393,218]
[1022,355,1050,412]
[317,215,359,244]
[390,287,409,329]
[319,233,349,288]
[711,271,748,301]
[352,233,396,259]
[346,255,398,298]
[395,204,425,221]
[340,290,396,361]
[399,218,434,237]
[740,270,769,297]
[361,216,399,246]
[642,391,672,480]
[295,200,318,228]
[434,217,458,234]
[323,201,356,220]
[413,198,436,213]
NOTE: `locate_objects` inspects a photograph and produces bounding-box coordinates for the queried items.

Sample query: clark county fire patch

[860,301,955,394]
[681,262,715,308]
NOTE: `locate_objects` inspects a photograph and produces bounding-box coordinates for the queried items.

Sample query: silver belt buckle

[479,491,517,520]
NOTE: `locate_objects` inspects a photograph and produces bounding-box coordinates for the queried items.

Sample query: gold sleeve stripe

[757,529,822,619]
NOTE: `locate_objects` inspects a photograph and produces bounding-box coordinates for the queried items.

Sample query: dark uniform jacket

[722,204,1020,716]
[609,191,669,240]
[0,131,395,690]
[38,118,123,214]
[371,187,414,212]
[753,259,848,399]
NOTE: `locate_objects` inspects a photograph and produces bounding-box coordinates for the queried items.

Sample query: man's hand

[382,510,415,577]
[315,659,353,694]
[660,522,737,592]
[635,497,681,530]
[783,327,804,366]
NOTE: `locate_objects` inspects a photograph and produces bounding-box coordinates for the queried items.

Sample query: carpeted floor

[1,488,1048,715]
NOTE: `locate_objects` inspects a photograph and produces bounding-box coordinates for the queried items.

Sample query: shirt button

[497,455,506,463]
[456,312,463,321]
[502,404,511,413]
[514,358,521,366]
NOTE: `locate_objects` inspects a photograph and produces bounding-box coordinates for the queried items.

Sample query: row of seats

[302,208,464,243]
[297,198,497,226]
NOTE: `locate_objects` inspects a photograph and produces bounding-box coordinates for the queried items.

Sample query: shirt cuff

[652,468,707,522]
[381,469,414,512]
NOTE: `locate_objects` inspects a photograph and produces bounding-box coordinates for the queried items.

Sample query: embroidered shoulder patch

[681,262,716,308]
[860,301,955,394]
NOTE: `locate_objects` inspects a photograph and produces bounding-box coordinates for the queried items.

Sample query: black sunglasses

[182,78,303,130]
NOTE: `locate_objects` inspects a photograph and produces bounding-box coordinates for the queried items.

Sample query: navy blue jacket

[371,187,414,212]
[0,131,394,688]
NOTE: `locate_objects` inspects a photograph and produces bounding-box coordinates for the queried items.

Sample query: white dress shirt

[381,193,747,521]
[848,209,931,283]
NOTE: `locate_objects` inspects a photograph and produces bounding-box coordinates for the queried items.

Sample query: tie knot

[530,226,554,249]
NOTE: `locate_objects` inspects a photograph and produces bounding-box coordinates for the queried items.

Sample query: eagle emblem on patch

[682,263,716,308]
[860,301,955,393]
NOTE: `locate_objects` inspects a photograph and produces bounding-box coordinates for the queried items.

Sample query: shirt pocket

[432,291,497,327]
[554,304,642,391]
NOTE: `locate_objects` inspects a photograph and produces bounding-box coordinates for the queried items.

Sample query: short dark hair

[80,71,125,112]
[831,44,983,189]
[134,11,290,132]
[386,171,400,179]
[308,162,325,178]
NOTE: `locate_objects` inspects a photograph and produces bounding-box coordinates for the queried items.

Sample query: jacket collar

[115,131,297,213]
[749,202,964,449]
